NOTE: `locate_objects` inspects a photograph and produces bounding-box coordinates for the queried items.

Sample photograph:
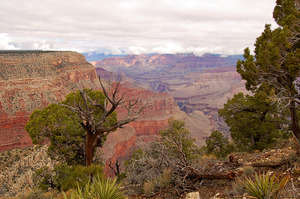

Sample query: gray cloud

[0,0,277,55]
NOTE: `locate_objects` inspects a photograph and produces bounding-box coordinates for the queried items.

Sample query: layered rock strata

[93,53,247,138]
[0,51,100,151]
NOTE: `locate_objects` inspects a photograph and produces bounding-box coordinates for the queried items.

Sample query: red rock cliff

[0,51,100,152]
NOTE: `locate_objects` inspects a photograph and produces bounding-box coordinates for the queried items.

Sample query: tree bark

[290,101,300,152]
[85,131,98,166]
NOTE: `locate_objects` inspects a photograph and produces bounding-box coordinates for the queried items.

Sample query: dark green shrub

[54,163,104,191]
[33,164,104,192]
[33,166,54,192]
[202,130,235,158]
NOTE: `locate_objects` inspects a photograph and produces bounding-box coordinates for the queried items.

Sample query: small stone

[185,191,200,199]
[214,193,220,197]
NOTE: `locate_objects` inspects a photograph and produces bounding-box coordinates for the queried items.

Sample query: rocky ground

[0,145,57,197]
[1,144,300,198]
[125,146,300,198]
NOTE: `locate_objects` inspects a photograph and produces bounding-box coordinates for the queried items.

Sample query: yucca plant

[63,176,125,199]
[241,171,289,199]
[94,177,125,199]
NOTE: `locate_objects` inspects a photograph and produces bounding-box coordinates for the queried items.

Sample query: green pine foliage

[219,91,288,151]
[54,164,104,191]
[203,130,234,158]
[33,164,104,192]
[236,0,300,145]
[26,104,85,165]
[62,89,117,130]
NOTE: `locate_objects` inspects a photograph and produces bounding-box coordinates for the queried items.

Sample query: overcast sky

[0,0,278,55]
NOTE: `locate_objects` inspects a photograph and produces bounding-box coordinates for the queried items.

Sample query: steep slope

[0,51,100,152]
[0,145,55,196]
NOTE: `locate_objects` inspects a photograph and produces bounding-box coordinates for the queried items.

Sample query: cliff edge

[0,51,100,151]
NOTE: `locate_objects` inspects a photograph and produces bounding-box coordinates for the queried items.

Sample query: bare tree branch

[107,159,121,177]
[57,76,152,165]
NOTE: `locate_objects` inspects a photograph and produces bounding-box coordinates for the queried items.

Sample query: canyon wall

[0,51,100,151]
[0,51,198,193]
[100,83,179,168]
[93,53,247,138]
[95,76,212,175]
[0,51,196,167]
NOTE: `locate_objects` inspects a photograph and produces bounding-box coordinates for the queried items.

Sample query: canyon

[0,51,200,165]
[0,51,247,196]
[93,53,247,137]
[0,51,245,164]
[0,51,247,159]
[0,51,193,195]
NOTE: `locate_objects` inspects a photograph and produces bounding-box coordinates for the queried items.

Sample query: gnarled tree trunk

[85,131,99,166]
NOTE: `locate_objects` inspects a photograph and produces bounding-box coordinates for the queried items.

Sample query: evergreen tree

[219,90,287,151]
[204,130,234,158]
[236,0,300,145]
[26,103,85,165]
[26,90,116,165]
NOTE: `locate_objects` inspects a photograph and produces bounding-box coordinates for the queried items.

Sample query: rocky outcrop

[0,51,100,152]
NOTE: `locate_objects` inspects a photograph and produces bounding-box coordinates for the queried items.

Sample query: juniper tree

[26,77,146,166]
[219,90,287,151]
[236,0,300,146]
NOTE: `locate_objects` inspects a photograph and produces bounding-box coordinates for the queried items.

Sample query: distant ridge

[82,51,243,62]
[82,52,126,62]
